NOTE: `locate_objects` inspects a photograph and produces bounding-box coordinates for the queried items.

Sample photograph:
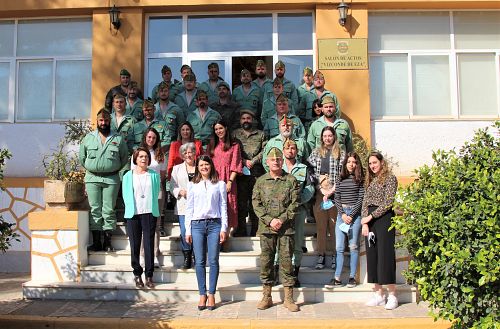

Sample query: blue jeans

[191,218,221,295]
[178,215,192,252]
[335,206,361,279]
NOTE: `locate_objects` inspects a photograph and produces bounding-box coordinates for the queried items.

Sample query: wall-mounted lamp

[109,5,121,30]
[337,0,350,26]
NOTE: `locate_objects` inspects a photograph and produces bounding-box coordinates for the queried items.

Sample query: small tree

[392,122,499,329]
[0,149,20,253]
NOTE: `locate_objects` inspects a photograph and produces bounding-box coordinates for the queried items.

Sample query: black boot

[102,230,115,252]
[182,251,192,270]
[159,216,166,237]
[294,265,301,288]
[273,264,280,286]
[88,231,102,251]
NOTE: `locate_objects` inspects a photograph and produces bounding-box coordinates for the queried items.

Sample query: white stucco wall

[372,120,496,176]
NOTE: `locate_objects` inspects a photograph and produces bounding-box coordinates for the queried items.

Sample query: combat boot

[283,286,299,312]
[102,230,115,252]
[88,231,102,252]
[257,284,273,310]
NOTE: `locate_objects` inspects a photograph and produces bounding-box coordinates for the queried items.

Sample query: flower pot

[44,180,86,209]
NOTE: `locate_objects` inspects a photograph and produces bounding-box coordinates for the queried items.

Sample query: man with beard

[261,78,295,124]
[263,94,305,139]
[105,69,143,111]
[210,81,240,131]
[262,115,309,172]
[154,81,185,147]
[186,90,221,147]
[252,60,273,111]
[306,95,353,153]
[263,61,298,109]
[232,69,261,123]
[232,109,267,237]
[199,62,224,105]
[125,81,144,122]
[111,94,136,155]
[151,65,179,103]
[175,72,199,116]
[133,99,169,152]
[79,109,128,252]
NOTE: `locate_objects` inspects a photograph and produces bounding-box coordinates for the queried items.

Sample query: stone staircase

[23,218,417,303]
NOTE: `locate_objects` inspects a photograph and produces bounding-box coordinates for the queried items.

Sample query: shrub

[392,122,499,329]
[0,148,20,253]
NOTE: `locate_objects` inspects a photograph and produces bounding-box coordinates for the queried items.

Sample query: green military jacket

[297,83,312,103]
[263,113,305,140]
[299,89,341,121]
[263,78,299,108]
[111,113,136,155]
[125,98,144,122]
[151,81,179,104]
[232,128,267,177]
[154,101,185,145]
[133,119,169,149]
[260,95,295,123]
[186,107,222,146]
[232,84,261,116]
[199,79,223,105]
[283,161,314,206]
[306,116,353,153]
[252,171,299,236]
[262,134,309,172]
[174,89,199,116]
[79,131,128,184]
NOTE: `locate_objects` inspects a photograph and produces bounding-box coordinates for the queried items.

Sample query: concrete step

[80,264,343,285]
[23,280,417,303]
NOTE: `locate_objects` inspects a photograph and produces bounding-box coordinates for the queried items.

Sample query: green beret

[267,147,283,158]
[120,69,130,77]
[256,60,266,68]
[322,95,335,105]
[239,109,256,118]
[161,65,171,74]
[184,73,196,82]
[275,60,285,69]
[276,93,288,103]
[303,67,313,75]
[217,81,230,90]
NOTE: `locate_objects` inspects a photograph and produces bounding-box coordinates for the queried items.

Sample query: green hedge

[393,122,499,329]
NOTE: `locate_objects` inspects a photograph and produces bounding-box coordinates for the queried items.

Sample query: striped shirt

[334,174,365,217]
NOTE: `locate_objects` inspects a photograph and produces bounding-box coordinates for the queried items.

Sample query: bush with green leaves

[392,122,499,329]
[0,148,20,253]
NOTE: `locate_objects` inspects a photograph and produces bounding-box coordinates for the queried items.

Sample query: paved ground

[0,273,451,328]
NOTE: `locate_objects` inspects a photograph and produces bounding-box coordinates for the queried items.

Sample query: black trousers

[236,175,258,235]
[127,213,157,278]
[365,206,396,285]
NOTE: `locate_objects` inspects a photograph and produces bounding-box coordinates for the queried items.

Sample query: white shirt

[130,149,166,176]
[185,180,228,236]
[133,171,152,215]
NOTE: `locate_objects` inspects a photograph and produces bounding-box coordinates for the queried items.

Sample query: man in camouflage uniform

[133,99,169,152]
[232,109,267,237]
[125,81,144,122]
[252,147,300,312]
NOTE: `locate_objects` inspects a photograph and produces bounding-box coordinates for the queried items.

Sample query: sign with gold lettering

[318,38,368,70]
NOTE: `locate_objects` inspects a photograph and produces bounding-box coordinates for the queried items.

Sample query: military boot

[283,286,299,312]
[102,230,115,252]
[257,284,273,310]
[88,231,102,252]
[273,264,280,286]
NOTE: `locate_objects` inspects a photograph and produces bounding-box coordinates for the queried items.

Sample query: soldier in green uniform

[105,69,143,111]
[125,81,144,122]
[154,81,185,147]
[174,72,199,116]
[110,94,136,155]
[210,81,241,131]
[186,90,222,147]
[232,69,261,123]
[295,67,313,123]
[199,62,224,105]
[133,99,170,151]
[252,60,273,106]
[262,115,309,171]
[151,65,179,103]
[253,147,300,312]
[263,94,305,139]
[79,109,128,252]
[306,95,353,153]
[261,78,295,123]
[262,61,299,110]
[232,109,267,237]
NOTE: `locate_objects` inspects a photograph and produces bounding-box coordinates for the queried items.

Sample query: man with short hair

[253,147,300,312]
[232,69,261,122]
[232,110,267,237]
[296,67,313,123]
[125,81,144,122]
[151,65,179,103]
[174,72,199,116]
[186,90,222,147]
[133,99,169,151]
[155,81,185,147]
[105,69,143,110]
[210,81,240,131]
[263,61,298,109]
[263,94,305,139]
[261,78,294,123]
[199,62,224,104]
[111,94,136,155]
[174,64,193,92]
[79,109,128,252]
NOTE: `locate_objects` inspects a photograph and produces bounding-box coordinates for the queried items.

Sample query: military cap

[256,60,266,68]
[276,93,288,103]
[239,109,256,118]
[97,108,111,119]
[275,60,286,69]
[273,77,283,86]
[303,67,313,75]
[197,90,208,100]
[183,73,196,81]
[217,81,230,90]
[241,69,251,76]
[208,62,219,70]
[283,138,297,149]
[267,147,283,158]
[314,70,325,79]
[322,95,335,105]
[279,114,294,126]
[120,69,131,77]
[158,81,170,90]
[143,98,154,108]
[161,65,171,74]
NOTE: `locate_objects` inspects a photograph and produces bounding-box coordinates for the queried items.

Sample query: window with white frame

[0,18,92,122]
[369,11,500,119]
[145,12,314,97]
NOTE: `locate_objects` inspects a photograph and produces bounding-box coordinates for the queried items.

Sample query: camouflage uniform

[252,169,299,287]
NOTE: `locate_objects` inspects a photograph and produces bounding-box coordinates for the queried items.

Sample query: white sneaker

[154,255,161,268]
[365,293,386,306]
[385,295,398,310]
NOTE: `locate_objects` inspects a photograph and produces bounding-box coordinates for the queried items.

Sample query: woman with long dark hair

[167,121,203,179]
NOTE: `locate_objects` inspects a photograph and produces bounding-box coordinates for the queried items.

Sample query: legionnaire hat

[217,81,230,90]
[267,147,283,158]
[180,64,191,72]
[256,60,266,68]
[279,114,294,126]
[161,65,171,74]
[241,69,251,76]
[276,93,288,103]
[275,60,285,69]
[283,138,297,149]
[208,62,219,70]
[97,108,111,119]
[184,73,196,81]
[303,67,313,75]
[143,98,154,108]
[314,70,325,79]
[273,77,283,86]
[239,109,256,118]
[197,90,208,100]
[322,95,335,105]
[120,69,131,77]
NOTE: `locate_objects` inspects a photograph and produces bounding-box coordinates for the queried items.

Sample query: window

[0,18,92,122]
[369,11,500,119]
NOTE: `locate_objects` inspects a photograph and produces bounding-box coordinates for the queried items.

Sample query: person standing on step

[79,109,128,253]
[122,147,161,289]
[253,147,300,312]
[362,151,399,310]
[185,155,228,311]
[170,142,197,270]
[325,152,365,289]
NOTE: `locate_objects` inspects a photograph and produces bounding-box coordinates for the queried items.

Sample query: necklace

[135,172,147,198]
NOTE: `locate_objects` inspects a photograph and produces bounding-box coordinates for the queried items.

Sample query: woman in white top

[185,154,228,311]
[170,142,196,269]
[131,128,166,268]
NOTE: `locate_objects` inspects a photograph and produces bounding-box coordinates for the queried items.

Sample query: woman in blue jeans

[185,155,228,310]
[326,152,365,288]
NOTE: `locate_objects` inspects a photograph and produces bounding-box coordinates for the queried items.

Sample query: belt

[89,170,119,177]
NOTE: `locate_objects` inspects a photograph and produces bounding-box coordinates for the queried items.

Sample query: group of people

[78,59,399,312]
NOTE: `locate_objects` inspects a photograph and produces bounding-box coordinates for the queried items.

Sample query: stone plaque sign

[318,38,368,70]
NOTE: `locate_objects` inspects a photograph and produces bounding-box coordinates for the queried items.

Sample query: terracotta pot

[43,180,86,209]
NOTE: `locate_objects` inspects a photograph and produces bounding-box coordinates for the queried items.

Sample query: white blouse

[185,180,228,236]
[132,171,152,215]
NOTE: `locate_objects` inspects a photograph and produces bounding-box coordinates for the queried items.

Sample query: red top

[167,139,203,179]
